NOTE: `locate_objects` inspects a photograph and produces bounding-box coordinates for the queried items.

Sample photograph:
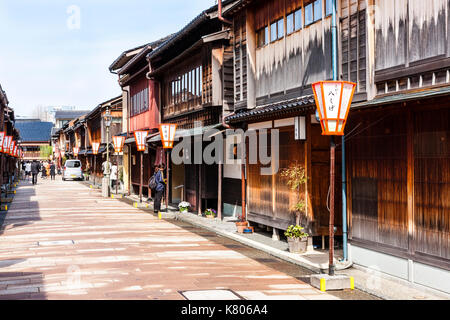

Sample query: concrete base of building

[349,243,450,295]
[310,274,354,291]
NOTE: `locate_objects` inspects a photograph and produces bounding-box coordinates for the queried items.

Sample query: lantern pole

[116,153,119,195]
[93,154,96,187]
[329,136,336,276]
[140,150,143,203]
[165,149,169,212]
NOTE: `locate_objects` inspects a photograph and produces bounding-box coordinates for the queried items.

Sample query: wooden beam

[406,108,415,256]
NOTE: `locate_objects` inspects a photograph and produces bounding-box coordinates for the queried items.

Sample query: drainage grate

[179,289,244,300]
[37,240,75,246]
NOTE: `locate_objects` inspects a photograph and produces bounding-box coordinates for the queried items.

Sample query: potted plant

[178,201,191,213]
[284,225,309,253]
[204,208,216,219]
[235,214,249,233]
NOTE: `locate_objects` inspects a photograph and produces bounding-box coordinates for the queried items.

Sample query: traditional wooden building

[224,0,344,241]
[83,96,123,185]
[110,37,170,198]
[146,1,241,214]
[224,0,450,293]
[15,119,53,161]
[342,0,450,294]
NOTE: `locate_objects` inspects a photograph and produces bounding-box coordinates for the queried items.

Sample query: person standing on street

[41,161,47,179]
[110,162,118,191]
[25,161,32,181]
[50,162,56,180]
[153,165,166,216]
[31,160,40,185]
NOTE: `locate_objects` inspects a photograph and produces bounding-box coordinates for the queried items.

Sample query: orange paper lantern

[159,124,177,149]
[312,81,356,136]
[113,136,125,153]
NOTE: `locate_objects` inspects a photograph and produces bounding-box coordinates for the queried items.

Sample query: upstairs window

[270,21,277,42]
[257,26,269,48]
[270,18,284,43]
[325,0,334,16]
[314,0,322,21]
[286,13,294,34]
[294,8,302,31]
[287,7,303,35]
[305,0,322,26]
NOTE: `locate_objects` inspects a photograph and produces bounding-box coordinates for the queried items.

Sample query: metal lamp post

[159,124,177,213]
[312,81,356,276]
[134,130,149,203]
[112,135,125,195]
[103,107,112,197]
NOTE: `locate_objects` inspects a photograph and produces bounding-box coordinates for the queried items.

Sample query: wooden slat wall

[340,0,367,92]
[234,11,247,104]
[248,126,308,230]
[347,108,409,249]
[414,107,450,260]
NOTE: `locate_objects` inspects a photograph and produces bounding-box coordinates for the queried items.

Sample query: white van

[63,160,84,181]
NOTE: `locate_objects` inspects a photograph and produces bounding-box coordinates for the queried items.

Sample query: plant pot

[205,215,215,219]
[235,221,248,226]
[287,237,307,253]
[179,208,188,213]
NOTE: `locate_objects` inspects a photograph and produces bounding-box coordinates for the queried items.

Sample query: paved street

[0,177,375,300]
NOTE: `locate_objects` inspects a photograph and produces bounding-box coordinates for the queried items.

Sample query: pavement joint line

[76,181,450,300]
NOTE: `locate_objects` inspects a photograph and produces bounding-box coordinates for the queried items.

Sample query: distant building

[54,110,90,129]
[15,119,54,161]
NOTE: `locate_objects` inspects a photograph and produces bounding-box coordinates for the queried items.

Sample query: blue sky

[0,0,216,116]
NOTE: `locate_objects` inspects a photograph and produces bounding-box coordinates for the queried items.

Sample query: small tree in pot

[280,163,307,226]
[284,225,309,253]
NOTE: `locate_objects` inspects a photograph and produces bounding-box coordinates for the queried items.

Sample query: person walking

[50,162,56,180]
[153,165,166,218]
[31,160,40,185]
[25,161,32,181]
[41,161,47,179]
[110,162,118,192]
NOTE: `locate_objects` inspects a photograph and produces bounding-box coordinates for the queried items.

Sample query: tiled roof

[15,120,54,142]
[225,95,315,123]
[54,110,90,120]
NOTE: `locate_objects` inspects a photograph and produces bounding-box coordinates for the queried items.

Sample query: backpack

[148,173,157,190]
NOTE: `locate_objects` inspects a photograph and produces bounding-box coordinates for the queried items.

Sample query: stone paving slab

[0,177,340,300]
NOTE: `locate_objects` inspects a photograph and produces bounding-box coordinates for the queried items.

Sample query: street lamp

[159,123,177,213]
[312,80,356,276]
[134,130,149,203]
[103,106,112,197]
[112,135,125,195]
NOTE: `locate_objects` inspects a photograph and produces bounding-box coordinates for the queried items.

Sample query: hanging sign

[159,124,177,149]
[0,132,5,153]
[113,136,125,153]
[60,150,65,158]
[134,131,148,152]
[9,140,16,155]
[3,136,11,154]
[13,146,17,157]
[312,81,356,135]
[73,147,79,157]
[92,142,100,155]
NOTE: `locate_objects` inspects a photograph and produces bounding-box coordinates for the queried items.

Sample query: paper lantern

[92,142,100,155]
[113,136,125,153]
[312,81,356,135]
[159,124,177,149]
[134,131,148,152]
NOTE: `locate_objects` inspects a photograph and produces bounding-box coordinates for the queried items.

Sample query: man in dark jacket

[31,160,40,185]
[50,162,56,180]
[153,165,166,214]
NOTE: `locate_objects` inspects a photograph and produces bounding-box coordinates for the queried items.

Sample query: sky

[0,0,216,116]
